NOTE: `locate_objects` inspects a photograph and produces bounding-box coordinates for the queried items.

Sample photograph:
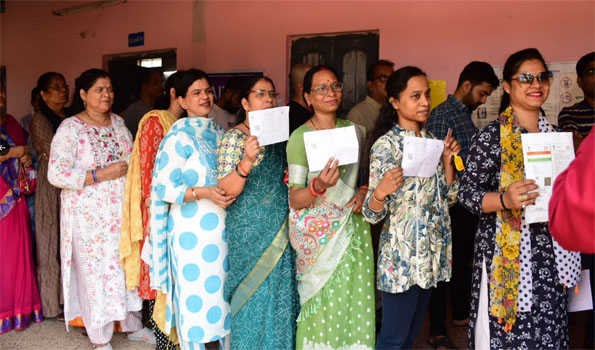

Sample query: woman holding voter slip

[286,65,375,350]
[458,48,581,349]
[217,76,299,349]
[362,66,460,349]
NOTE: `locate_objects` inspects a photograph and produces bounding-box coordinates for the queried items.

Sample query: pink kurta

[48,114,142,332]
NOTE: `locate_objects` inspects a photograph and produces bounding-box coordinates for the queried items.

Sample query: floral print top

[362,124,458,293]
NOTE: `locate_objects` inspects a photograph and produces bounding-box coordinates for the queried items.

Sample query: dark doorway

[104,49,176,114]
[289,31,379,114]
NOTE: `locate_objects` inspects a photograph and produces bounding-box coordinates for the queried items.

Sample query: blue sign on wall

[128,32,144,47]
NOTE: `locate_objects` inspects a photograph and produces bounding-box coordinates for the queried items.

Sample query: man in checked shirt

[425,61,499,349]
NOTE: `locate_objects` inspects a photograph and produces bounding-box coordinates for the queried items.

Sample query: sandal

[428,335,456,349]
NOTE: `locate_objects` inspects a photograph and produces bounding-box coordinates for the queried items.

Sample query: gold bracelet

[191,187,199,201]
[372,191,385,204]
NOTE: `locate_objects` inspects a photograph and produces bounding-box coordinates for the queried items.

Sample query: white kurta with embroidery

[150,117,230,348]
[47,115,142,330]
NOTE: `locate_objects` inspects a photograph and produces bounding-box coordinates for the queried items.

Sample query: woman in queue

[0,77,42,334]
[30,71,69,319]
[120,71,186,348]
[362,67,460,349]
[217,76,299,349]
[286,65,375,349]
[48,68,145,349]
[458,48,581,349]
[150,69,234,350]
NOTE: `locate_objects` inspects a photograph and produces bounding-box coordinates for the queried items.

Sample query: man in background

[425,61,499,349]
[288,63,312,133]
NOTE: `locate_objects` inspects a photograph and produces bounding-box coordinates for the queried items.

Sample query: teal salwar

[217,130,299,350]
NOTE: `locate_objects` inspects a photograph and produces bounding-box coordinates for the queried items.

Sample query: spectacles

[311,82,344,95]
[375,75,390,83]
[512,71,553,85]
[250,90,279,99]
[48,84,69,91]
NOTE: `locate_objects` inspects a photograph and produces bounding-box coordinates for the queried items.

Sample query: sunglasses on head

[512,71,553,84]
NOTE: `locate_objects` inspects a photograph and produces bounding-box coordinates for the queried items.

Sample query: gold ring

[520,194,528,202]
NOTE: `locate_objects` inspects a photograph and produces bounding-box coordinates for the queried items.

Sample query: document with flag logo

[521,132,574,224]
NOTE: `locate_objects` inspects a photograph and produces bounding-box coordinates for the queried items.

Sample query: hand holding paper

[303,126,359,172]
[248,106,289,146]
[402,136,444,177]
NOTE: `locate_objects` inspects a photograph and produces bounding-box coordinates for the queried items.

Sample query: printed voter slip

[303,125,359,172]
[521,132,574,224]
[402,136,444,177]
[248,106,289,146]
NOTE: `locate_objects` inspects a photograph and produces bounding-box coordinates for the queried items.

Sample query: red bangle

[309,177,326,197]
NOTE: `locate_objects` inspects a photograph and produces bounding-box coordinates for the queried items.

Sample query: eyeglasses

[311,82,344,96]
[375,75,390,83]
[512,71,553,85]
[48,84,69,91]
[250,90,279,99]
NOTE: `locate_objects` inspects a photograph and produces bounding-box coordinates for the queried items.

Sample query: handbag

[18,163,37,195]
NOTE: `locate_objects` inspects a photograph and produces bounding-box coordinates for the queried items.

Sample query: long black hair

[235,76,276,125]
[155,70,184,110]
[35,72,67,132]
[499,48,548,113]
[173,69,210,98]
[70,68,112,115]
[360,66,426,183]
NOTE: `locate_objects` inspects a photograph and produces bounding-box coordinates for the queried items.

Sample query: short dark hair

[456,61,499,90]
[173,69,210,98]
[499,48,548,113]
[303,65,340,94]
[576,52,595,78]
[70,68,111,115]
[367,60,395,82]
[236,76,276,124]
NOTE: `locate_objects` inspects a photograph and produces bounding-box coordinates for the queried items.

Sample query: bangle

[91,169,98,184]
[359,185,369,191]
[236,164,249,178]
[309,177,326,197]
[499,192,509,210]
[372,191,385,204]
[191,187,199,201]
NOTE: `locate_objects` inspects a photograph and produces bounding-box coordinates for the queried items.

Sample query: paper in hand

[303,125,359,172]
[248,106,289,146]
[401,136,444,177]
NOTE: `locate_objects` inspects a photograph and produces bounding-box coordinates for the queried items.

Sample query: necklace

[84,110,110,127]
[310,117,335,130]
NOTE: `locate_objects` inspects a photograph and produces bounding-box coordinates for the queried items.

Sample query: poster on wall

[207,72,264,102]
[0,66,6,116]
[429,80,447,111]
[472,62,583,129]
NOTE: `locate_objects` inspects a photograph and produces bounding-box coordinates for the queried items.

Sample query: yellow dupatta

[120,110,177,290]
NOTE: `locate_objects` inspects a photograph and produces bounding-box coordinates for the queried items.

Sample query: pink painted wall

[3,0,594,119]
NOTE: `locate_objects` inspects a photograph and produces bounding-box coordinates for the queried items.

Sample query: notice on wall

[429,80,447,112]
[472,62,584,129]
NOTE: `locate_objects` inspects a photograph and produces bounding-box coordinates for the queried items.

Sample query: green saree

[287,119,375,350]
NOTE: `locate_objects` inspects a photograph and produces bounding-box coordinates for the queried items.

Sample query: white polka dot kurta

[150,117,230,349]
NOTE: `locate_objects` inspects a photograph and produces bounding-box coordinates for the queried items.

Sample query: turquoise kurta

[217,128,299,349]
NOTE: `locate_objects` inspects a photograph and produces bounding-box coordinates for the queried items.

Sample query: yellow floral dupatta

[492,106,523,331]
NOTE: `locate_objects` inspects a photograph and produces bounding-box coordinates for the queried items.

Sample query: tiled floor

[0,310,591,349]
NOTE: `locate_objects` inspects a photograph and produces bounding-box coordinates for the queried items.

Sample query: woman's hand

[374,167,403,200]
[204,186,236,209]
[314,158,340,193]
[346,186,367,213]
[503,179,539,210]
[98,161,128,181]
[19,154,32,168]
[243,136,260,164]
[442,129,462,163]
